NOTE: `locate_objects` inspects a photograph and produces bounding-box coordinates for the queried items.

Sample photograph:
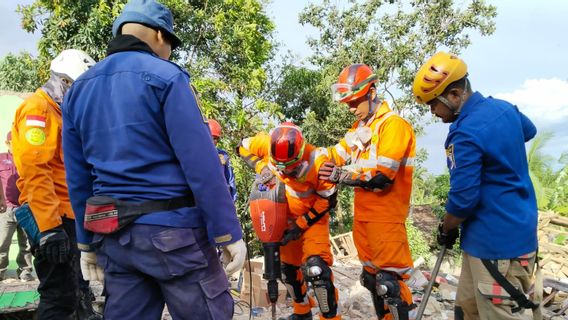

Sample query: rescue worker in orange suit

[208,119,237,202]
[318,64,416,320]
[238,123,341,320]
[11,49,101,319]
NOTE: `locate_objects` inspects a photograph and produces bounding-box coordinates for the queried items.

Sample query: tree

[271,0,496,232]
[527,132,568,214]
[276,0,496,140]
[1,0,278,254]
[527,131,555,209]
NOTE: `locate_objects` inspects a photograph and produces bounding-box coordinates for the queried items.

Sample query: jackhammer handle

[415,245,447,320]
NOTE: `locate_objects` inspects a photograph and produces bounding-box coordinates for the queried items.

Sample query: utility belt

[84,194,195,234]
[481,255,539,313]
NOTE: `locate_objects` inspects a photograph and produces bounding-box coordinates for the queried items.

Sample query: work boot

[76,288,102,320]
[18,268,35,282]
[279,312,313,320]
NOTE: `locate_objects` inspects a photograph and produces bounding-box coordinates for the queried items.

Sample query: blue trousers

[94,224,233,320]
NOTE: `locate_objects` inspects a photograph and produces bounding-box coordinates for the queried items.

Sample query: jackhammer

[249,178,289,320]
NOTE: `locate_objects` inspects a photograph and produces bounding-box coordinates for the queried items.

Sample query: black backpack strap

[481,259,539,313]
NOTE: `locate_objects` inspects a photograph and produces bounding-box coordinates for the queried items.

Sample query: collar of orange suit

[359,100,391,127]
[35,89,59,112]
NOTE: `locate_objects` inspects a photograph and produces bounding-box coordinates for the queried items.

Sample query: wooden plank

[551,217,568,228]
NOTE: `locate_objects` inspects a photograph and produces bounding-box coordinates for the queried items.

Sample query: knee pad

[376,271,401,298]
[377,271,409,320]
[282,263,305,303]
[302,256,338,318]
[360,269,387,318]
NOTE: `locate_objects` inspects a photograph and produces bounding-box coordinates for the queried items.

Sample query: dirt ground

[409,205,439,244]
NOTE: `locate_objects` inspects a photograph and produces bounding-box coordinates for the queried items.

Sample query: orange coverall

[319,101,416,314]
[239,132,340,319]
[11,88,74,232]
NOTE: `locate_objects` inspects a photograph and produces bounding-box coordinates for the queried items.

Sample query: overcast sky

[2,0,567,175]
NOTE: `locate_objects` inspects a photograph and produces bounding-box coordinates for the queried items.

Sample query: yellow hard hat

[412,52,467,104]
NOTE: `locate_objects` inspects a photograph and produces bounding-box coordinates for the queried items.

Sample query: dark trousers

[34,218,90,320]
[95,224,234,320]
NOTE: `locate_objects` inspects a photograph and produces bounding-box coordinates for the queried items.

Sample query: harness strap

[481,259,539,313]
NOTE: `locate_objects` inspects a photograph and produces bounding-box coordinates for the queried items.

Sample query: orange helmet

[270,122,305,170]
[208,119,222,138]
[331,64,378,103]
[413,52,468,104]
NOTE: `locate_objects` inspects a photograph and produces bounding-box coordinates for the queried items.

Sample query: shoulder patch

[25,128,46,146]
[26,115,46,128]
[446,144,456,170]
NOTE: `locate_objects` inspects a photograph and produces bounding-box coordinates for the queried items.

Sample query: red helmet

[331,64,378,103]
[208,119,222,138]
[270,122,305,170]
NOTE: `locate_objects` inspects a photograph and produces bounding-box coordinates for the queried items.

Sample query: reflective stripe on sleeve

[241,138,252,150]
[333,145,350,162]
[316,186,336,198]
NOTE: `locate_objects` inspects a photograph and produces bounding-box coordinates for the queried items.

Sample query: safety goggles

[330,74,378,102]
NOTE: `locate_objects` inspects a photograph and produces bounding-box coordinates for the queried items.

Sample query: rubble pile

[538,212,568,280]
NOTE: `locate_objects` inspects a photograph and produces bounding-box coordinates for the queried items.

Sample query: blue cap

[112,0,182,50]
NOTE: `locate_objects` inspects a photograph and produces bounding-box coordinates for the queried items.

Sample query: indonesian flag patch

[26,115,46,128]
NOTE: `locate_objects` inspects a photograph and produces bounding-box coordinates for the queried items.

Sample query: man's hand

[259,165,275,185]
[437,221,459,249]
[39,227,70,263]
[318,162,336,181]
[281,221,304,246]
[319,162,355,185]
[80,251,104,281]
[221,239,247,276]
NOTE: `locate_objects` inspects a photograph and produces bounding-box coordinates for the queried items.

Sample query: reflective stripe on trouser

[456,252,540,320]
[353,220,414,318]
[94,224,233,320]
[280,215,339,318]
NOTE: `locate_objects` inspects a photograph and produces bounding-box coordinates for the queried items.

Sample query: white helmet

[50,49,95,81]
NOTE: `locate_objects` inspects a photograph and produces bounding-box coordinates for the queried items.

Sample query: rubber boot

[76,288,102,320]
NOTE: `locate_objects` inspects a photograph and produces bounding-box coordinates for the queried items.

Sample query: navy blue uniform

[445,92,538,259]
[62,36,240,319]
[217,148,237,202]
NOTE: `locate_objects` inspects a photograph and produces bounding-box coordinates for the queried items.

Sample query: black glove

[259,165,275,185]
[437,222,459,249]
[281,221,304,246]
[39,226,70,263]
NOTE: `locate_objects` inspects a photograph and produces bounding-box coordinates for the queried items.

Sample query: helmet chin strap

[362,92,379,122]
[437,78,470,116]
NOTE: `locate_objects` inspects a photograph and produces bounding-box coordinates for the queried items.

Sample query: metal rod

[415,245,447,320]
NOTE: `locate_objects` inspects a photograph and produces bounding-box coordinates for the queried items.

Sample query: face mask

[42,72,72,105]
